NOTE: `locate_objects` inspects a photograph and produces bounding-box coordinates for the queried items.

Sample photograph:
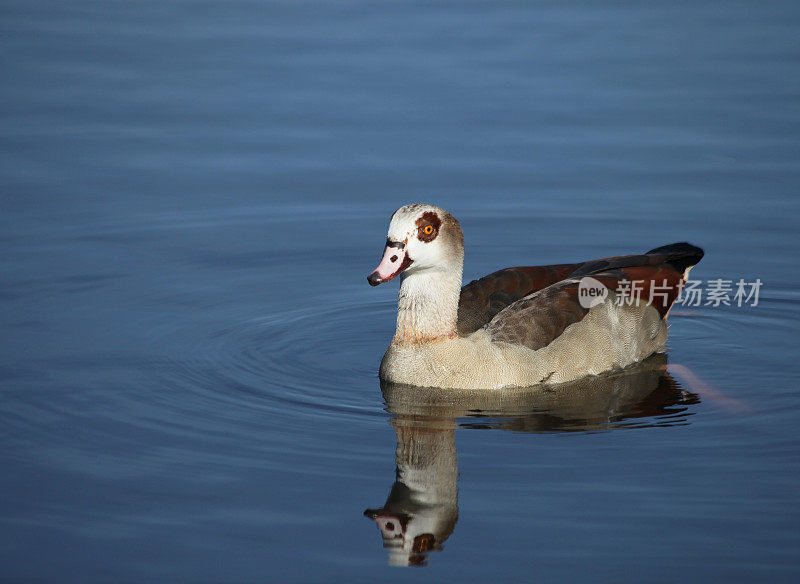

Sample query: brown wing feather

[599,266,685,318]
[456,242,703,336]
[484,280,589,350]
[457,264,577,336]
[484,264,689,351]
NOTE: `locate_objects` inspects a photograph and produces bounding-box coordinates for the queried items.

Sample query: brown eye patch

[415,211,441,242]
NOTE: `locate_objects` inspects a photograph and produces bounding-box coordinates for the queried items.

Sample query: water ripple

[159,297,393,425]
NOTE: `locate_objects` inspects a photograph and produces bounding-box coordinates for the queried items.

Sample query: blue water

[2,1,800,582]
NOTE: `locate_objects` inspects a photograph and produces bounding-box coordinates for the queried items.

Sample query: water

[2,1,799,582]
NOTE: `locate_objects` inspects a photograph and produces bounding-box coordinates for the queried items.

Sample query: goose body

[368,204,703,390]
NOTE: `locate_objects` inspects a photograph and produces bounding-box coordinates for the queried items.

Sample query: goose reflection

[364,355,698,566]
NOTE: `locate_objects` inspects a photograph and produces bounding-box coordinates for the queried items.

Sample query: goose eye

[415,212,441,242]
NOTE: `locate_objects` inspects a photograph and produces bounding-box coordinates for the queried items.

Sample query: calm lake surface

[2,1,799,582]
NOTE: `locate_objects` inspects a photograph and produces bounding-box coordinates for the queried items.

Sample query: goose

[367,204,703,389]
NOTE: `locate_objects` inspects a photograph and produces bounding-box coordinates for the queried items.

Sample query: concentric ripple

[156,295,396,426]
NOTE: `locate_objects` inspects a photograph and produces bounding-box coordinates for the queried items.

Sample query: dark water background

[2,1,799,582]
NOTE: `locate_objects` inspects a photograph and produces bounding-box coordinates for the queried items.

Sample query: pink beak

[367,241,412,286]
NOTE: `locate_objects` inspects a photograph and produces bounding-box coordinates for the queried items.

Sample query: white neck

[393,266,463,345]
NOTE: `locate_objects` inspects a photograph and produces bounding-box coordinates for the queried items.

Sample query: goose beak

[367,240,412,286]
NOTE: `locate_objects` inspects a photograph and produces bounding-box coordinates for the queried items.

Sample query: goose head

[367,204,464,286]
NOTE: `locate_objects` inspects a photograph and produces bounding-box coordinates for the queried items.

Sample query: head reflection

[364,415,458,566]
[364,355,698,566]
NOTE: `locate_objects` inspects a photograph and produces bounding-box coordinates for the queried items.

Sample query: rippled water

[2,1,800,582]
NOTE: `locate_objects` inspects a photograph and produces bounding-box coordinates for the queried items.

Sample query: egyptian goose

[367,204,703,389]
